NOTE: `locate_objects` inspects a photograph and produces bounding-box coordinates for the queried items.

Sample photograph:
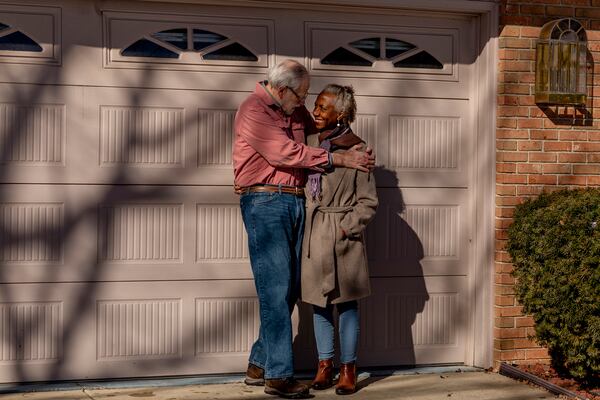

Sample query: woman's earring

[336,116,342,127]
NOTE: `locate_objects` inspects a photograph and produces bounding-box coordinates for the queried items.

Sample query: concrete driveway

[0,370,560,400]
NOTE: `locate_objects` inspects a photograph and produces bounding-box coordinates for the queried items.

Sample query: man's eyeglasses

[286,86,307,102]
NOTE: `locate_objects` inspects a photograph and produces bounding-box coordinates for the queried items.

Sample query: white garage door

[0,0,487,382]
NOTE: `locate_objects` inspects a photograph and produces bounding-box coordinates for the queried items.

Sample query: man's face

[279,78,309,115]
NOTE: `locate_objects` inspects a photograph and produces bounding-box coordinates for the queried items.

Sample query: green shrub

[507,188,600,383]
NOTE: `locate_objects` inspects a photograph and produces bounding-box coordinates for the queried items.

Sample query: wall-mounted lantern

[535,18,587,106]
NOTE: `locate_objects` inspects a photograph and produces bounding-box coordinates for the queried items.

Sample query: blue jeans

[313,301,359,364]
[240,192,305,379]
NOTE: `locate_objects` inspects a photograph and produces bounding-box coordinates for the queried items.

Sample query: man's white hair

[267,59,309,90]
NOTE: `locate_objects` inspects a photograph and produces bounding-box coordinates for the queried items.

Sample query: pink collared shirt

[233,82,329,187]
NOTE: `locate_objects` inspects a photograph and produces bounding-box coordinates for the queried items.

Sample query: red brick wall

[496,1,600,368]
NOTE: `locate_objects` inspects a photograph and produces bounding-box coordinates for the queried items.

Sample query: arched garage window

[121,27,258,61]
[0,22,43,52]
[322,37,442,69]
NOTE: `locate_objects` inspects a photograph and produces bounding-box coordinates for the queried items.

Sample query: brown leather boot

[265,377,310,398]
[312,358,334,390]
[335,362,357,395]
[244,363,265,386]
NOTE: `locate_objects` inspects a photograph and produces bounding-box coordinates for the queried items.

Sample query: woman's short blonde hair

[320,84,357,124]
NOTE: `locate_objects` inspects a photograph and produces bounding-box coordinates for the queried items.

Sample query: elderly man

[233,59,374,399]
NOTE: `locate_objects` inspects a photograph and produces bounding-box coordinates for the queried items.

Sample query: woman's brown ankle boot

[312,358,334,390]
[335,362,356,395]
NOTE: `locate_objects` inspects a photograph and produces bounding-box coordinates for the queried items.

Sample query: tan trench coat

[301,134,378,308]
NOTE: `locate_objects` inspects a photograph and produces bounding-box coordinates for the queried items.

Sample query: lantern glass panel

[535,18,587,106]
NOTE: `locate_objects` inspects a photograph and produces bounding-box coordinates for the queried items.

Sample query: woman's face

[312,93,340,131]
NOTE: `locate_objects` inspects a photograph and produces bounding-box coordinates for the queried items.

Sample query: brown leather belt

[234,184,304,197]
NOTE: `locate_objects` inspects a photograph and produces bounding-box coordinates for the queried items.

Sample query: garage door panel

[94,280,257,378]
[0,84,83,184]
[196,204,248,263]
[0,86,242,185]
[84,87,193,180]
[98,105,186,168]
[293,276,468,368]
[0,184,80,284]
[353,98,472,188]
[303,12,475,99]
[0,103,66,166]
[367,188,470,277]
[96,298,183,362]
[0,202,64,265]
[82,87,240,185]
[0,185,251,283]
[0,280,260,381]
[98,203,184,264]
[105,11,274,71]
[0,301,63,366]
[308,22,457,80]
[359,277,468,366]
[0,3,61,66]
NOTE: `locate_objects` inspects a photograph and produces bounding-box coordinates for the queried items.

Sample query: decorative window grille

[0,22,42,52]
[321,36,442,69]
[121,27,258,61]
[535,18,587,106]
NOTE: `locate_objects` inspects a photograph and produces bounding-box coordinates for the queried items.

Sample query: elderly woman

[302,84,378,395]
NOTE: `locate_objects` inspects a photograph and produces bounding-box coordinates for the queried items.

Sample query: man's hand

[331,144,376,172]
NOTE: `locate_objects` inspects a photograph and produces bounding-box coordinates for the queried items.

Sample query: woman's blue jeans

[313,301,359,364]
[240,192,305,379]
